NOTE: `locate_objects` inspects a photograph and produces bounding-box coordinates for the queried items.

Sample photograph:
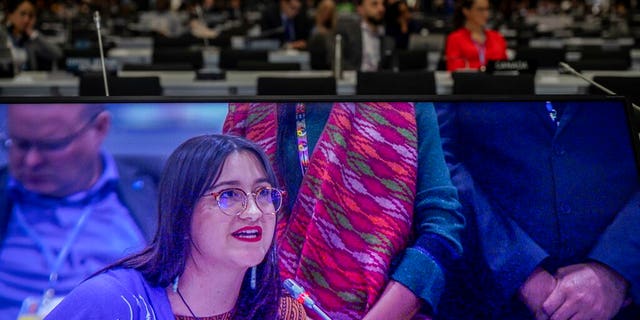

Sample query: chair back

[219,49,269,70]
[396,50,428,71]
[452,72,535,95]
[256,77,336,95]
[515,47,566,68]
[356,70,436,95]
[236,61,301,71]
[79,73,163,96]
[152,48,204,70]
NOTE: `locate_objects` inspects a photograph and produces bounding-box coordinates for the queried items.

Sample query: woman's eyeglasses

[205,186,285,216]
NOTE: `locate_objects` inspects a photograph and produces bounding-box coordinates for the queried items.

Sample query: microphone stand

[559,62,640,112]
[94,11,109,96]
[283,279,332,320]
[333,34,342,80]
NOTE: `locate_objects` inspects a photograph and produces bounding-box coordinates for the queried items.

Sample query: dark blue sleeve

[390,103,465,311]
[590,190,640,302]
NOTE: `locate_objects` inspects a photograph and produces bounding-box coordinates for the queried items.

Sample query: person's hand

[362,280,423,320]
[26,17,36,38]
[541,262,628,320]
[518,267,557,319]
[284,39,307,50]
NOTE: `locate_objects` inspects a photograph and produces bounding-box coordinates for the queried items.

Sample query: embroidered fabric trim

[295,103,310,175]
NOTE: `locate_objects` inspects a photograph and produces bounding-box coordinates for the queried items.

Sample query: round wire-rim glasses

[204,186,286,216]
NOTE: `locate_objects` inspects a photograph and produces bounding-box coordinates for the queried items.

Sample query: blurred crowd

[0,0,637,72]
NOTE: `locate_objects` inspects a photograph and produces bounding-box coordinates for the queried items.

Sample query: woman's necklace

[176,288,201,320]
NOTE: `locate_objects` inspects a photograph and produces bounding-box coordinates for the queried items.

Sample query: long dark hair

[453,0,475,30]
[3,0,35,27]
[116,134,281,319]
[4,0,34,14]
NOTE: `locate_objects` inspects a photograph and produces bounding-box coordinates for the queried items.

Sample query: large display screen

[0,96,638,319]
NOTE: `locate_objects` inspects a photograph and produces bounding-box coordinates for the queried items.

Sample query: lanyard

[13,203,95,296]
[545,101,559,126]
[473,40,486,66]
[295,102,310,175]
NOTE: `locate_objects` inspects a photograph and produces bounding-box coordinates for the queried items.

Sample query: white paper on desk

[540,76,560,83]
[13,74,34,83]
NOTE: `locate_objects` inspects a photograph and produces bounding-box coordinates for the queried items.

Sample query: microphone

[93,11,109,96]
[559,62,640,111]
[559,62,615,95]
[283,278,332,320]
[333,34,342,80]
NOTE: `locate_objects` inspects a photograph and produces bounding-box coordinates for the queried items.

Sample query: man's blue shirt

[0,152,146,320]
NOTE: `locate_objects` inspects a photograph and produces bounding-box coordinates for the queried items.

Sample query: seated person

[445,0,506,71]
[311,0,337,36]
[336,0,395,71]
[46,134,306,320]
[2,0,62,71]
[260,0,312,49]
[436,100,639,319]
[188,0,221,40]
[226,0,244,21]
[385,0,421,50]
[139,0,189,38]
[308,0,337,69]
[198,0,243,21]
[0,104,161,320]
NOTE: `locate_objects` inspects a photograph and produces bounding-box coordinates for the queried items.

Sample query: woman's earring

[172,275,180,293]
[250,266,257,290]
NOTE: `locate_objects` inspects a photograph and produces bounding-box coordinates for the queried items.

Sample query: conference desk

[126,69,628,96]
[0,72,78,96]
[121,70,354,95]
[109,45,640,71]
[1,70,638,96]
[108,47,312,70]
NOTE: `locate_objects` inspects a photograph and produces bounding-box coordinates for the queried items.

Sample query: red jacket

[445,28,507,71]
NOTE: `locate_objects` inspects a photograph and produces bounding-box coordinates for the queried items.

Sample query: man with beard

[336,0,395,71]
